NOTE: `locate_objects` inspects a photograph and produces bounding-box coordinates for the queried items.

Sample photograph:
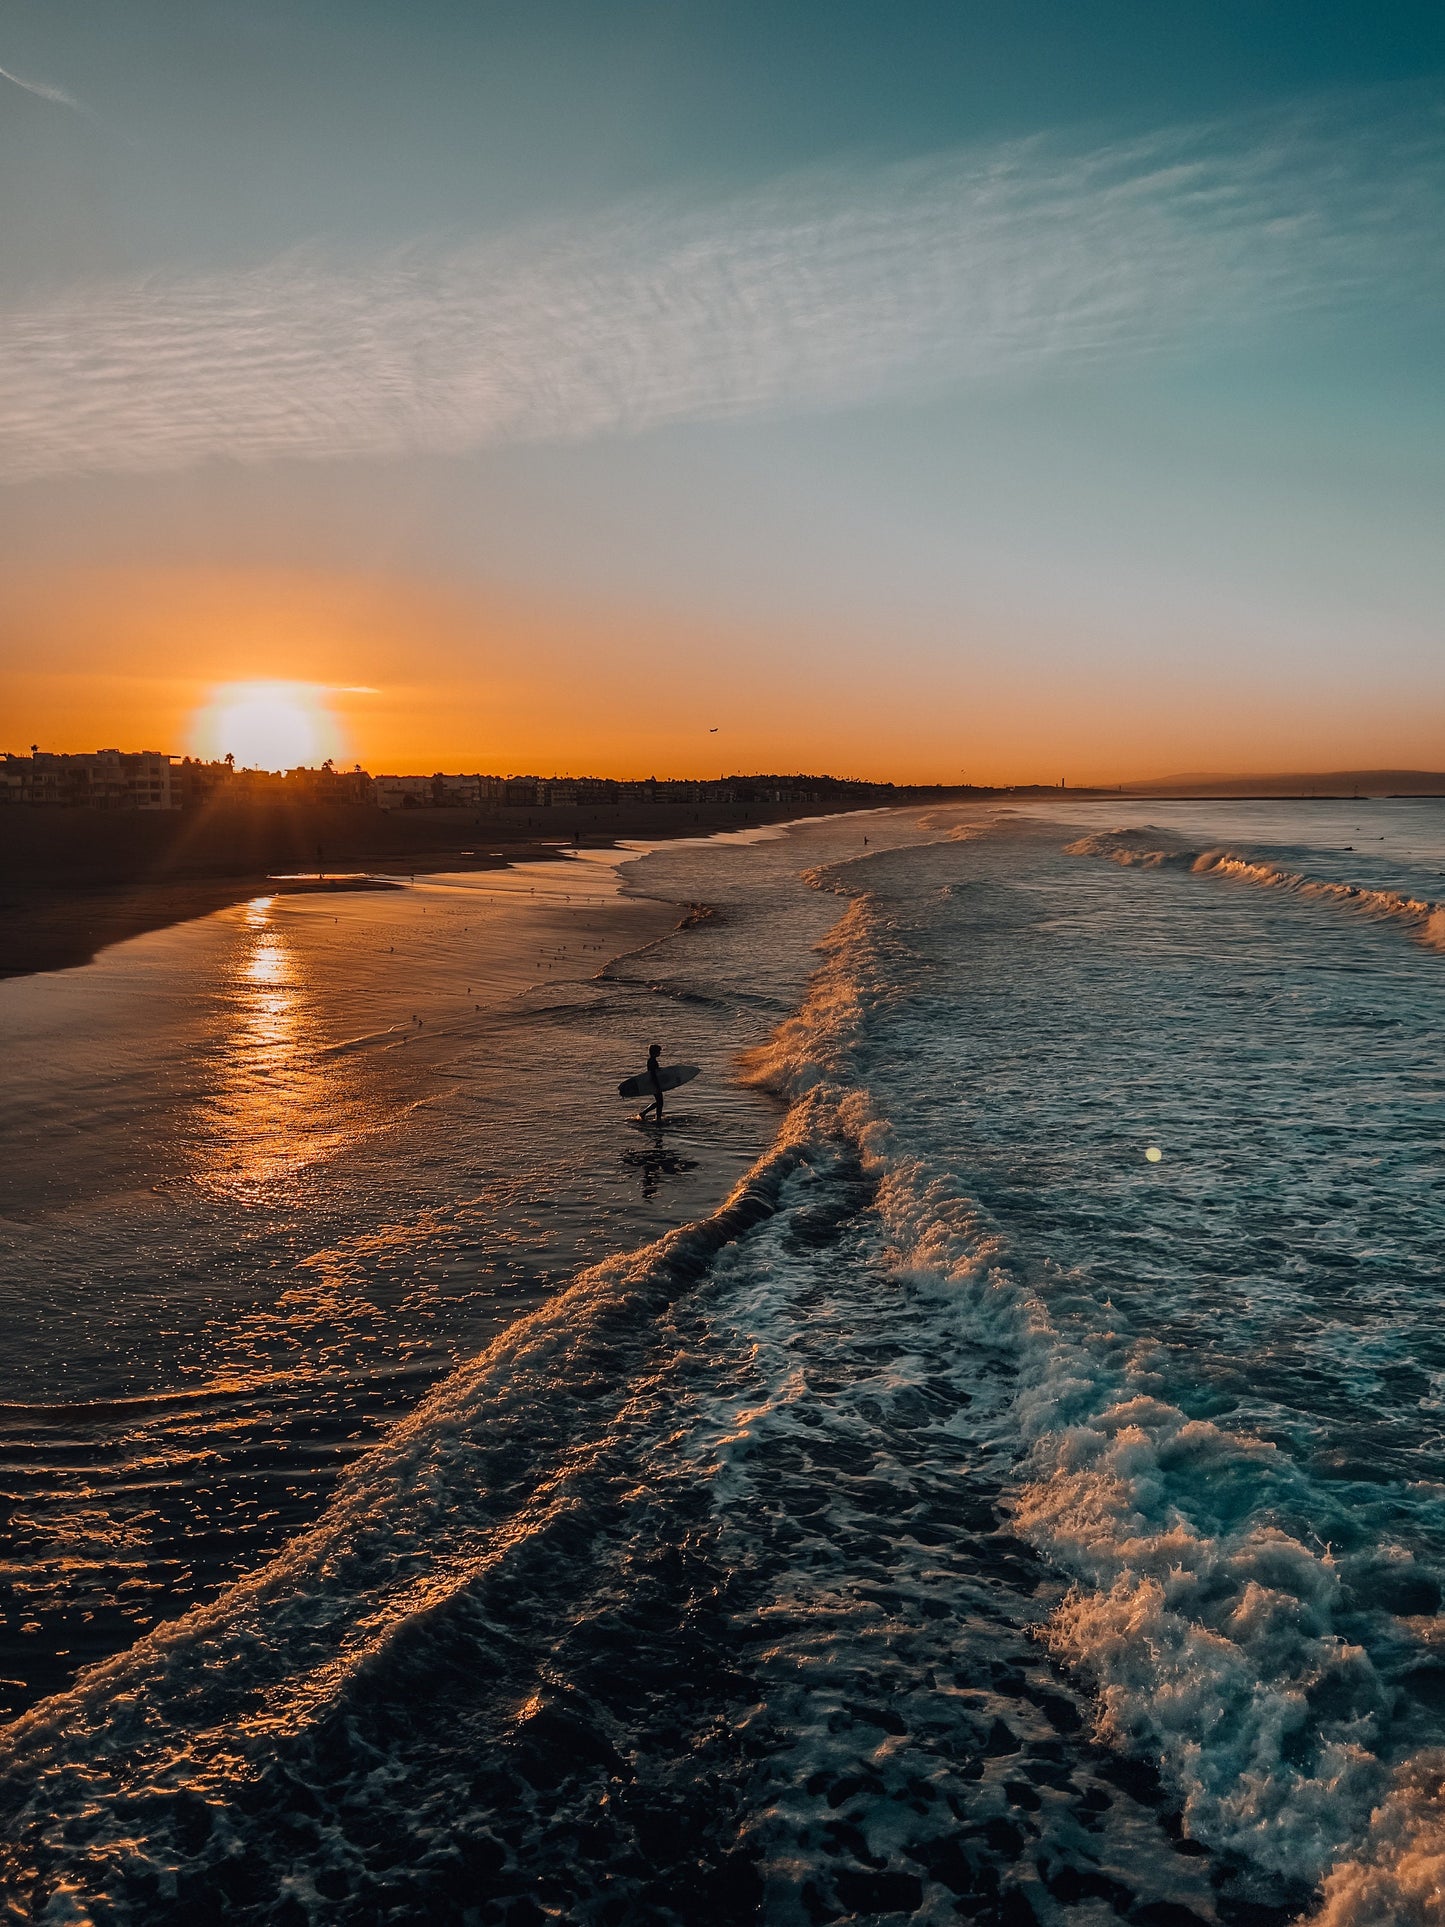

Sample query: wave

[6,841,1441,1921]
[742,866,1445,1924]
[1067,828,1445,953]
[0,1122,816,1919]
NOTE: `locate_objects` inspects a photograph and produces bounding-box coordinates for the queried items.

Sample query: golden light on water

[190,679,343,772]
[201,897,359,1195]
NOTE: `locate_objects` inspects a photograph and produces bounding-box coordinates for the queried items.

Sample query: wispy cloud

[0,100,1440,483]
[0,60,82,112]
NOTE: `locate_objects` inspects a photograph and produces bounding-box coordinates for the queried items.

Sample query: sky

[1,1,1443,782]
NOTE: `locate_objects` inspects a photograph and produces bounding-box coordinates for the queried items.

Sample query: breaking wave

[0,1127,816,1920]
[741,863,1445,1925]
[5,812,1444,1923]
[1067,828,1445,952]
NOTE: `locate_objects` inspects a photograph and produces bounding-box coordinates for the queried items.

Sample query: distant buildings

[0,749,176,810]
[1,749,914,814]
[372,774,745,810]
[0,751,385,805]
[0,751,377,810]
[171,758,375,807]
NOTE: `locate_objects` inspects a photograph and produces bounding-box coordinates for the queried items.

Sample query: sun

[190,681,343,772]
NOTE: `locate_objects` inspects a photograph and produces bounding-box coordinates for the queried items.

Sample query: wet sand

[0,797,843,978]
[0,846,554,981]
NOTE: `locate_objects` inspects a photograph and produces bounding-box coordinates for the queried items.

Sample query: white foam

[741,868,1445,1913]
[1067,828,1445,953]
[0,1122,817,1909]
[8,812,1442,1918]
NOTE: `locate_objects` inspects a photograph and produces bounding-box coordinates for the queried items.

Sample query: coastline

[0,798,826,981]
[0,814,811,1714]
[10,784,1407,981]
[0,846,555,982]
[7,803,1435,1916]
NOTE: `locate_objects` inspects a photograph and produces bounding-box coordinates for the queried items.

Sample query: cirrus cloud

[0,99,1440,484]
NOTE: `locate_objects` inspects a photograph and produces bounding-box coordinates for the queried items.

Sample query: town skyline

[8,742,1445,809]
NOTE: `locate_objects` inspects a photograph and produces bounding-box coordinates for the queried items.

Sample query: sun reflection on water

[199,896,362,1196]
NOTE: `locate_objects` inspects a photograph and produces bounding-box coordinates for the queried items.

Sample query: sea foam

[1066,828,1445,953]
[6,812,1443,1923]
[742,857,1445,1921]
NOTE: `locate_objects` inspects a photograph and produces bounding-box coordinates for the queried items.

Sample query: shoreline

[1,866,502,983]
[7,788,1434,982]
[0,802,838,981]
[0,819,781,1716]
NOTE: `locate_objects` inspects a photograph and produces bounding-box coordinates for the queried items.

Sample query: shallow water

[0,841,800,1715]
[2,801,1444,1925]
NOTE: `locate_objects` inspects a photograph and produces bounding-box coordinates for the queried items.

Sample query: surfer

[640,1042,666,1123]
[618,1052,696,1117]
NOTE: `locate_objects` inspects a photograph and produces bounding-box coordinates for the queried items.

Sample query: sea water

[1,800,1443,1924]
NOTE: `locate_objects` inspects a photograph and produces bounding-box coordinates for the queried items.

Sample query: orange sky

[3,561,1442,784]
[2,16,1443,794]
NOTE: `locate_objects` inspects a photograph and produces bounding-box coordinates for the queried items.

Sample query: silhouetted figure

[640,1042,666,1123]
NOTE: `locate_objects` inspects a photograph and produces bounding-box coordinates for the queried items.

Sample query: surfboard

[617,1064,701,1099]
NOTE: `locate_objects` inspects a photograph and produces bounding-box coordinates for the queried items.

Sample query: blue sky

[1,2,1442,778]
[5,1,1443,266]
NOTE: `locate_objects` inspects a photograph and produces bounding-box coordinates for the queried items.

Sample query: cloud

[0,98,1440,483]
[0,60,82,112]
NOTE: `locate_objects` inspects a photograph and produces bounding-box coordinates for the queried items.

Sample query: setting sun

[190,680,343,772]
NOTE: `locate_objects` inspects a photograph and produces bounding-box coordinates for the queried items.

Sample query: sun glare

[190,681,342,772]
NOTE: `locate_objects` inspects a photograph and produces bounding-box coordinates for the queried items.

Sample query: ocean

[1,799,1443,1925]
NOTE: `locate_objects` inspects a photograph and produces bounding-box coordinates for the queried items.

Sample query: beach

[2,801,1444,1923]
[0,795,852,981]
[0,828,820,1720]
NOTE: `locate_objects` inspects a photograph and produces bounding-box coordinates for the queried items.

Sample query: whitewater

[2,800,1444,1925]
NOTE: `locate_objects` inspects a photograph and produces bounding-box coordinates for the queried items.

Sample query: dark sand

[0,799,823,979]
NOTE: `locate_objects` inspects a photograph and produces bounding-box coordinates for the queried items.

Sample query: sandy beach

[0,797,834,980]
[0,850,544,981]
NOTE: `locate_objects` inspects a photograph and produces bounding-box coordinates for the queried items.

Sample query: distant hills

[1126,770,1445,797]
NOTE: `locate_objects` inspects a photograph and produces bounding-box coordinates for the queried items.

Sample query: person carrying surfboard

[641,1042,666,1122]
[617,1053,700,1116]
